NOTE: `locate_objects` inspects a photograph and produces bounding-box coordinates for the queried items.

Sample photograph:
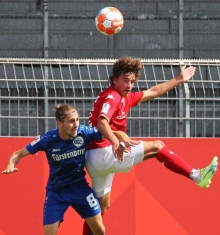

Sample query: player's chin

[71,130,78,137]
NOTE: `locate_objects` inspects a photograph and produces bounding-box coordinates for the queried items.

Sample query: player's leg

[82,185,110,235]
[85,145,135,212]
[135,140,218,188]
[85,155,114,212]
[43,188,69,235]
[142,140,194,177]
[72,180,105,235]
[85,145,143,203]
[97,193,111,212]
[84,213,105,235]
[84,148,116,235]
[44,222,60,235]
[85,145,149,212]
[85,147,116,207]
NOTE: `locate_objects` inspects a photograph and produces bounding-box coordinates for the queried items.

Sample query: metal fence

[0,58,219,137]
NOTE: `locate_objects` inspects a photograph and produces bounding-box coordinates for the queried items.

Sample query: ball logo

[73,136,84,147]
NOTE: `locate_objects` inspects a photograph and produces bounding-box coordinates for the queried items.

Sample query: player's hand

[1,166,18,174]
[113,140,140,162]
[115,144,125,163]
[124,139,140,150]
[177,65,196,83]
[112,141,125,163]
[123,140,141,153]
[116,131,140,148]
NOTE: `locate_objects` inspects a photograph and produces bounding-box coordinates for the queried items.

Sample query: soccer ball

[95,7,124,35]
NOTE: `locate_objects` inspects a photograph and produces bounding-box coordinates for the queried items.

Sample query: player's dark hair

[55,104,78,121]
[109,56,142,85]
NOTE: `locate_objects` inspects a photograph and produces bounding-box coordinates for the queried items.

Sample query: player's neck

[58,129,72,140]
[112,85,125,98]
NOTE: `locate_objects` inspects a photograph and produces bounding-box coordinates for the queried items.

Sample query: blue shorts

[43,180,101,225]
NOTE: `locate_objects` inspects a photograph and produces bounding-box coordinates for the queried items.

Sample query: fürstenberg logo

[52,148,85,161]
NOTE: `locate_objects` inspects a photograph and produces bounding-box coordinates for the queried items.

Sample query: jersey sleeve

[128,91,144,107]
[26,135,46,154]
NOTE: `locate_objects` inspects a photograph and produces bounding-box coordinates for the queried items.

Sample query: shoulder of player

[77,124,94,133]
[78,125,100,137]
[101,86,121,100]
[37,128,59,142]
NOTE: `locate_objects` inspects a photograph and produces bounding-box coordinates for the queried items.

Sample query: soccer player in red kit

[82,56,218,235]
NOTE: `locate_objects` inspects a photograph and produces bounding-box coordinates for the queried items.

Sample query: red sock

[82,212,105,235]
[156,146,193,178]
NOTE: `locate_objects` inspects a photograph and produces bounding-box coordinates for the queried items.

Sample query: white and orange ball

[95,7,124,35]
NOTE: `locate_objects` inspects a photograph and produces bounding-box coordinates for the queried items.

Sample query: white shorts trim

[85,141,144,198]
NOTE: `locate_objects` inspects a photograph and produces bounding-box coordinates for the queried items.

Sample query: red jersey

[87,86,144,149]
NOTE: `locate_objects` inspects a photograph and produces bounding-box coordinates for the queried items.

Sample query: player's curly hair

[55,104,78,122]
[109,56,142,85]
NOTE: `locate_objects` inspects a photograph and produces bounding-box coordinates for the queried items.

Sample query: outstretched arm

[140,65,196,102]
[2,147,30,174]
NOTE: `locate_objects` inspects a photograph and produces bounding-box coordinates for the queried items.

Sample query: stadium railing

[0,58,219,137]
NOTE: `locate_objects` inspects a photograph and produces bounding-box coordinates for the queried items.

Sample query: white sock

[190,169,201,184]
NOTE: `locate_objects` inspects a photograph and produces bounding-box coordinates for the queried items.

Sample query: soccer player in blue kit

[2,104,135,235]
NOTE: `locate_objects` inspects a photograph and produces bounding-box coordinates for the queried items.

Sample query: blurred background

[1,0,220,59]
[0,0,220,138]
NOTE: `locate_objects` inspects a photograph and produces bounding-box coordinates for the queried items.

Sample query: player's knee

[101,203,110,212]
[152,140,165,152]
[99,194,111,212]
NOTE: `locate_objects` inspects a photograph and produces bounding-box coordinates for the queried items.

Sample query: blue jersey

[26,124,102,190]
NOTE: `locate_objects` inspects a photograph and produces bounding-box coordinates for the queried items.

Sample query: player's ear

[57,120,62,128]
[112,77,118,85]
